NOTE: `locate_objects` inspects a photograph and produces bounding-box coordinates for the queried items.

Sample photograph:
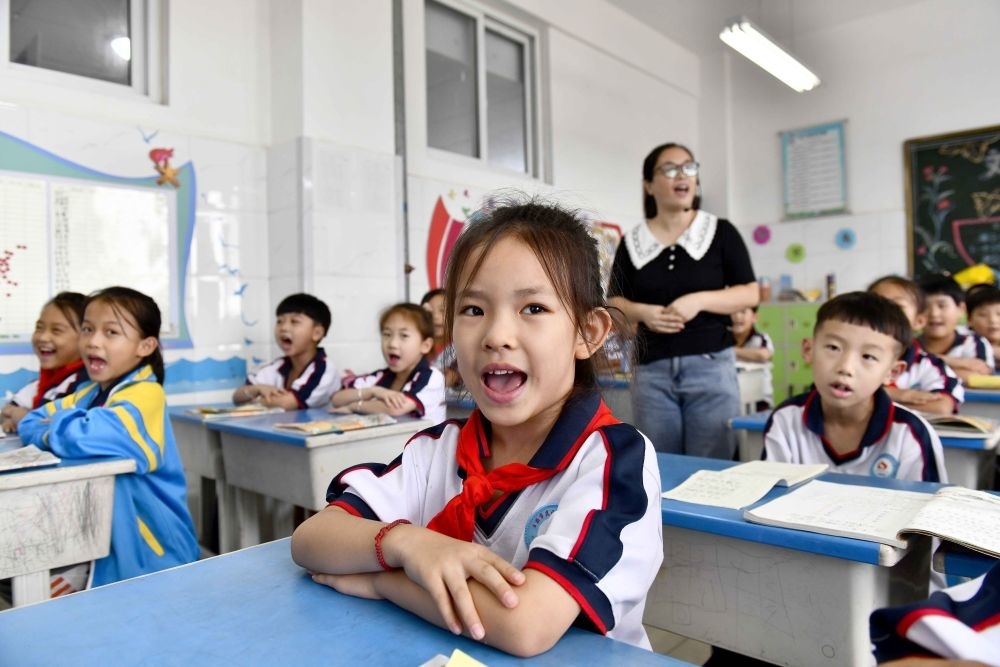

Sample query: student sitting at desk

[292,199,663,657]
[331,302,446,425]
[869,275,964,415]
[18,287,198,593]
[764,292,947,483]
[917,273,994,383]
[421,287,461,389]
[731,305,774,410]
[1,292,88,435]
[233,292,339,410]
[965,283,1000,372]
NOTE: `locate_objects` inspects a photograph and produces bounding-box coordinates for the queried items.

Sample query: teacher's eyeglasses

[655,161,699,179]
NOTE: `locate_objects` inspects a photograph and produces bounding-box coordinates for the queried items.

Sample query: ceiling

[604,0,925,57]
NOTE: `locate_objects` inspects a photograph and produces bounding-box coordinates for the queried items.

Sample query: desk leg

[234,487,262,550]
[217,478,239,554]
[11,571,49,607]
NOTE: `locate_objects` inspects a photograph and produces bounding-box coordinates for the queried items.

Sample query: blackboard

[905,124,1000,280]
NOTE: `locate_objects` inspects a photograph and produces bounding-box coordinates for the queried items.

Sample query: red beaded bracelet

[374,519,411,571]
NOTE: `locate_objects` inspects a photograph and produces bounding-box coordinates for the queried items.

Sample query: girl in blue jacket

[19,286,198,591]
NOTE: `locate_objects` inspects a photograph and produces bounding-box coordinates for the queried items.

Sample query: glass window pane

[9,0,131,86]
[425,1,478,158]
[486,29,527,173]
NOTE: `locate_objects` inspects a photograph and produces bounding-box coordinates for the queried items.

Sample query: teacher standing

[608,142,758,458]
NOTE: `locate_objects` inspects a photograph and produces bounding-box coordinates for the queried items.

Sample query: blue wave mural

[0,357,246,398]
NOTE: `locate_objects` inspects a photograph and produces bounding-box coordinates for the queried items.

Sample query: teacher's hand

[642,304,683,334]
[665,293,702,324]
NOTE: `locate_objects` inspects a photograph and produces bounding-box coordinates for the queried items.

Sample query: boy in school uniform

[917,273,994,382]
[731,305,774,410]
[233,293,339,410]
[868,275,964,415]
[764,291,947,483]
[965,282,1000,371]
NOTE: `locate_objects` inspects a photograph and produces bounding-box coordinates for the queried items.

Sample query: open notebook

[273,413,397,435]
[661,460,828,510]
[744,480,1000,556]
[0,444,61,472]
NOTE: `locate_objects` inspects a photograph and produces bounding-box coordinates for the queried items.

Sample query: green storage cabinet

[756,302,822,405]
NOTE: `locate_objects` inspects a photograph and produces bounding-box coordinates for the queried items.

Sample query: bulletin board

[905,124,1000,280]
[780,120,848,220]
[0,131,195,350]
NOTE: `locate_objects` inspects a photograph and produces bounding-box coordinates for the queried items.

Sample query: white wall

[710,0,1000,295]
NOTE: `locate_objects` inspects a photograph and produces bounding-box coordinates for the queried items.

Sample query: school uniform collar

[802,386,895,460]
[89,364,156,407]
[376,355,432,388]
[277,347,325,380]
[623,210,718,270]
[462,390,613,471]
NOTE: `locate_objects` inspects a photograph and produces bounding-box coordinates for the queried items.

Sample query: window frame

[418,0,544,180]
[0,0,165,103]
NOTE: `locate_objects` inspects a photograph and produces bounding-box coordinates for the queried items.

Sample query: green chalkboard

[905,124,1000,280]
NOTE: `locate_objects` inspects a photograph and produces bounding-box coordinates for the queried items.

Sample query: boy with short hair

[965,282,1000,371]
[731,305,774,410]
[233,292,338,410]
[868,275,963,415]
[917,273,994,381]
[764,291,946,482]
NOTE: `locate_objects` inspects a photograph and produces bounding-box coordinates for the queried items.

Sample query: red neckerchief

[426,399,619,541]
[32,359,84,408]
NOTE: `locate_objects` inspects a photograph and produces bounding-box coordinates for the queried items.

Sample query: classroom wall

[708,0,1000,296]
[0,0,697,404]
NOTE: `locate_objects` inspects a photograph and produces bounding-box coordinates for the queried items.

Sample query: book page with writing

[743,480,929,547]
[902,486,1000,558]
[0,444,61,472]
[662,469,780,509]
[726,460,828,487]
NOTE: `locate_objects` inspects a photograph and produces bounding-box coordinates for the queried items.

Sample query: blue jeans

[631,348,740,459]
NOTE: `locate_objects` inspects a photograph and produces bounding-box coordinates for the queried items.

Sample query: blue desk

[0,440,135,606]
[205,410,430,548]
[933,541,999,580]
[0,539,687,666]
[730,410,999,489]
[644,453,937,667]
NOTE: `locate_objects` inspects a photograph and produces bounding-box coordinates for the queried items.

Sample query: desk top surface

[175,407,431,449]
[965,388,1000,402]
[0,538,686,666]
[657,453,945,565]
[0,439,135,489]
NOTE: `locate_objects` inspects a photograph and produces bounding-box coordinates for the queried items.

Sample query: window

[424,0,537,176]
[5,0,163,99]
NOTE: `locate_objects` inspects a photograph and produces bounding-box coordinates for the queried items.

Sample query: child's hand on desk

[391,525,525,639]
[310,571,382,600]
[259,387,298,410]
[888,387,936,406]
[375,388,409,411]
[1,405,28,433]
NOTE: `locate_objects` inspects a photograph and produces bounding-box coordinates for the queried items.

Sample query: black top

[608,217,756,363]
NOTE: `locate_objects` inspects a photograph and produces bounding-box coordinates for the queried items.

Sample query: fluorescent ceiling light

[110,36,131,61]
[720,17,820,93]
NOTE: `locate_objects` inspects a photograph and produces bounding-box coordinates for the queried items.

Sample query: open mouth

[86,355,108,374]
[388,353,401,365]
[673,183,690,196]
[829,382,852,398]
[483,368,527,393]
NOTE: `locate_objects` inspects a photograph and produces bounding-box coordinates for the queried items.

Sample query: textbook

[743,479,1000,556]
[661,460,828,510]
[0,444,61,472]
[965,373,1000,389]
[921,413,998,437]
[273,413,397,435]
[187,405,285,420]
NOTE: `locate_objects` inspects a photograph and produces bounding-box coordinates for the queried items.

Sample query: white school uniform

[245,347,338,408]
[764,387,947,482]
[344,356,446,424]
[327,392,663,650]
[893,341,964,410]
